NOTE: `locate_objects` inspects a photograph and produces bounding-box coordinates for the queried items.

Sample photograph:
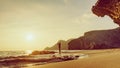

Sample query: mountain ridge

[44,27,120,50]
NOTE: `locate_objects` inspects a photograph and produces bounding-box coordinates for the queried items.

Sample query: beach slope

[24,49,120,68]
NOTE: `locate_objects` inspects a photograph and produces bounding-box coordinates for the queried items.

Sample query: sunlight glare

[26,34,34,41]
[25,50,33,55]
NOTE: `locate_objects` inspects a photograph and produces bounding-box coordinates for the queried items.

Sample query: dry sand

[24,49,120,68]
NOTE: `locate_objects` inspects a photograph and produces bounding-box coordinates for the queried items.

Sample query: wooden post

[58,42,61,56]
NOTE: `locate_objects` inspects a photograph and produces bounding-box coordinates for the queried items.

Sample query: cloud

[74,13,96,24]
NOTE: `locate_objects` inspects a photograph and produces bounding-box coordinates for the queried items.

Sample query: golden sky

[0,0,118,50]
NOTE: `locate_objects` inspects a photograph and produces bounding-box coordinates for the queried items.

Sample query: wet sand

[24,49,120,68]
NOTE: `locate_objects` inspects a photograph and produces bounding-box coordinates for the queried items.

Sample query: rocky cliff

[45,27,120,50]
[68,27,120,50]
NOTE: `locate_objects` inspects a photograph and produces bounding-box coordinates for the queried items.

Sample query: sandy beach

[24,49,120,68]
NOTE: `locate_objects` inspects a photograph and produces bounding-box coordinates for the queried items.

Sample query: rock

[30,50,56,55]
[92,0,120,25]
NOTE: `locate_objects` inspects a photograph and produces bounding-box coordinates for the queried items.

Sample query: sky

[0,0,118,50]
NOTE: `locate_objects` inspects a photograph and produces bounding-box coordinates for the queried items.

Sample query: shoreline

[24,49,120,68]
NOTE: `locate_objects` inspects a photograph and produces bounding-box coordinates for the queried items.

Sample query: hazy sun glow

[26,34,34,41]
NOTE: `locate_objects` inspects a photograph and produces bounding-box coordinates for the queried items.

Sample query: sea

[0,50,54,68]
[0,50,84,68]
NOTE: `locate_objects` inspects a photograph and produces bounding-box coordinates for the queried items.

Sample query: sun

[26,34,34,41]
